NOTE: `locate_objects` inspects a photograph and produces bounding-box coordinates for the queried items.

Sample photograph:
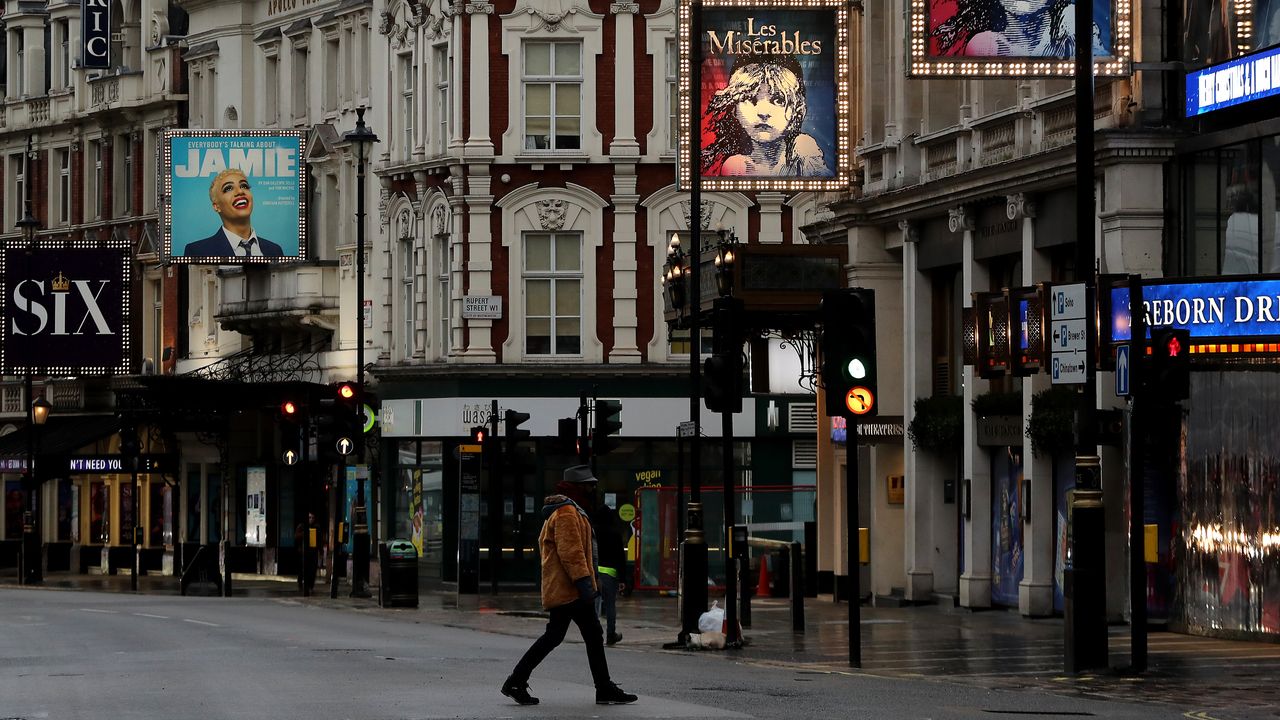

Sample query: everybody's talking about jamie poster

[691,3,847,191]
[164,131,306,264]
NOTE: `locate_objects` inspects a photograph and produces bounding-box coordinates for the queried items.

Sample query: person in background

[501,465,638,706]
[591,501,631,646]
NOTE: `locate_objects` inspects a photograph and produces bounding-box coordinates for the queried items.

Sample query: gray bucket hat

[563,464,599,484]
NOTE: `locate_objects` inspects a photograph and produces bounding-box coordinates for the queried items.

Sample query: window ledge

[516,151,590,164]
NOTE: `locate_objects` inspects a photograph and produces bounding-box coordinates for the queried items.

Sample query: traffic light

[821,288,877,418]
[505,409,531,445]
[469,425,488,445]
[1148,326,1190,401]
[557,417,579,455]
[119,425,140,458]
[704,296,745,413]
[315,383,359,462]
[592,399,622,456]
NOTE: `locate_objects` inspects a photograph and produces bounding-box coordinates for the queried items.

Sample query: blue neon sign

[1112,277,1280,340]
[1186,44,1280,116]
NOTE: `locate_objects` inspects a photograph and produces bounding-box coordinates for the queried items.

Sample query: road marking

[133,613,170,619]
[80,608,118,614]
[183,618,221,627]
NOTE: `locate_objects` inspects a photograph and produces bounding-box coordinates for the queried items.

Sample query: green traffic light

[847,358,867,380]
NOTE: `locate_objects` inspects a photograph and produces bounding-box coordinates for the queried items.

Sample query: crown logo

[50,272,70,292]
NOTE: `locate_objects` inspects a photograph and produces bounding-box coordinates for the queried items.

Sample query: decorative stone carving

[537,199,567,230]
[396,207,413,239]
[1006,193,1036,221]
[680,200,715,231]
[379,188,392,229]
[432,204,449,236]
[947,206,974,234]
[466,2,494,14]
[610,2,640,13]
[525,5,575,31]
[898,219,920,243]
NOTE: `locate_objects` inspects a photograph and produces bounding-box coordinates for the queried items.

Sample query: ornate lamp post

[18,156,42,585]
[713,227,737,298]
[343,108,379,598]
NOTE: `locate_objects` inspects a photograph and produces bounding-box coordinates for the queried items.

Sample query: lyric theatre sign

[81,0,110,70]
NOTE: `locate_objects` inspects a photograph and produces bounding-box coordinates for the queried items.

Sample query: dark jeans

[511,598,611,687]
[595,573,619,636]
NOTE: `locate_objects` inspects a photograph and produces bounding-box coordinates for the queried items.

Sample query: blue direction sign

[1115,344,1130,397]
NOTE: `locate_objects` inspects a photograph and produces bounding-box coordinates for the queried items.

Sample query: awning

[0,415,119,463]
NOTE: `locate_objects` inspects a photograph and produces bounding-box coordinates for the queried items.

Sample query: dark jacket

[591,505,630,573]
[184,228,286,258]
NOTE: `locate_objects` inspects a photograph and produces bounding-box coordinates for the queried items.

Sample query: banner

[0,240,132,375]
[163,130,307,264]
[678,0,850,192]
[81,0,111,70]
[908,0,1131,76]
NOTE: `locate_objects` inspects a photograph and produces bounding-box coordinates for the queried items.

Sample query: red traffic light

[282,400,299,416]
[470,426,486,443]
[1164,334,1183,357]
[337,382,356,400]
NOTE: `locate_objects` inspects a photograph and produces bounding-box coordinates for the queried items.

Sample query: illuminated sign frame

[907,0,1132,77]
[1185,43,1280,116]
[81,0,111,70]
[677,0,851,192]
[1109,274,1280,357]
[162,129,308,265]
[0,238,133,376]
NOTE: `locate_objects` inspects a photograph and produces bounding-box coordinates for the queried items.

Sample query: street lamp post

[18,163,42,585]
[344,108,379,598]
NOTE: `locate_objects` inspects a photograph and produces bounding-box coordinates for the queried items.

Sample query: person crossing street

[501,465,638,706]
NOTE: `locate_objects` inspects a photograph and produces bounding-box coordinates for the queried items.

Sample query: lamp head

[31,395,51,425]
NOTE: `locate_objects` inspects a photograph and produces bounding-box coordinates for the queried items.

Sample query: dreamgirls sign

[677,0,850,192]
[907,0,1132,77]
[1111,276,1280,353]
[162,130,307,264]
[0,239,132,375]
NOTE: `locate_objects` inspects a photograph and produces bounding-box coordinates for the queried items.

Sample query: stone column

[464,3,495,158]
[609,167,641,362]
[902,220,940,602]
[756,193,785,244]
[1011,193,1054,617]
[956,205,992,609]
[460,171,496,362]
[609,3,641,158]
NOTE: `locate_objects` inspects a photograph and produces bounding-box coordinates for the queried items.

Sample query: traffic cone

[756,556,771,597]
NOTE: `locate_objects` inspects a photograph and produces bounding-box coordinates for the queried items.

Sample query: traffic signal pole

[679,0,709,645]
[1065,0,1108,672]
[1127,276,1147,672]
[847,421,861,668]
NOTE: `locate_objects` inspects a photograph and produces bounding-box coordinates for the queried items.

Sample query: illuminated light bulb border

[0,237,133,376]
[162,128,309,265]
[676,0,852,192]
[907,0,1132,77]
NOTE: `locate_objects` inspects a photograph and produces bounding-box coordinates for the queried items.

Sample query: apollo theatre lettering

[0,244,132,375]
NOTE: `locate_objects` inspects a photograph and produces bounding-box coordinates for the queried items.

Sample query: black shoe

[606,632,623,646]
[501,676,539,706]
[596,682,637,705]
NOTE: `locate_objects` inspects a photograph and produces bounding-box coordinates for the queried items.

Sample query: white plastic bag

[698,600,724,633]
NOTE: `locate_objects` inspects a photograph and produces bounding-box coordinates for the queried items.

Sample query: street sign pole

[1127,275,1147,672]
[847,418,860,668]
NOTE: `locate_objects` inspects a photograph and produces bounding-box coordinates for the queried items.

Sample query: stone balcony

[858,81,1126,197]
[215,262,342,335]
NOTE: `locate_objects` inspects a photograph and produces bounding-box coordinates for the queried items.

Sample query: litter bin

[378,539,419,608]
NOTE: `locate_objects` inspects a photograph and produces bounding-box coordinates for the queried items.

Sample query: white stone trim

[496,182,608,362]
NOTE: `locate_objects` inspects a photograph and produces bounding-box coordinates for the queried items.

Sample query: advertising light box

[0,239,133,375]
[907,0,1132,77]
[163,130,308,264]
[678,0,850,192]
[1112,276,1280,352]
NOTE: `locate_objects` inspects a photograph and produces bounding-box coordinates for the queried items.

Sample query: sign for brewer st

[677,0,850,192]
[162,130,307,264]
[1,239,132,375]
[81,0,111,70]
